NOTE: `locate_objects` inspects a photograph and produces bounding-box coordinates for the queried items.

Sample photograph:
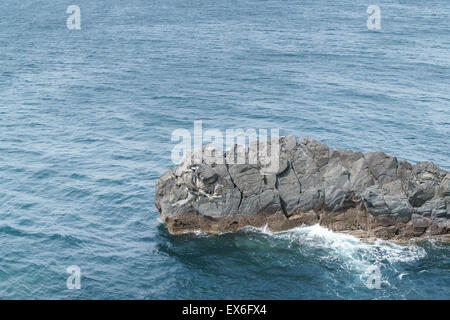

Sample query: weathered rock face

[155,136,449,240]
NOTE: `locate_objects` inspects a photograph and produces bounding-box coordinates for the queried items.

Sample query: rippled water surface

[0,0,449,299]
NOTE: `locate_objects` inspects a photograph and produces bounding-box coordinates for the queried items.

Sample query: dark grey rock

[155,137,449,239]
[440,174,450,197]
[364,151,398,185]
[431,200,447,219]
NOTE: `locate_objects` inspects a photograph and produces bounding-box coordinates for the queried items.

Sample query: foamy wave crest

[247,224,427,276]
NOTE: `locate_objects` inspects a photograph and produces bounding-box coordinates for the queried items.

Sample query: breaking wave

[243,224,428,287]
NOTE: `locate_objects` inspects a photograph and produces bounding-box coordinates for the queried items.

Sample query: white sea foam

[172,222,427,281]
[246,224,427,277]
[398,273,408,280]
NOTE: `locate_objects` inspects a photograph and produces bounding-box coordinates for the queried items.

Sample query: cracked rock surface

[155,136,449,240]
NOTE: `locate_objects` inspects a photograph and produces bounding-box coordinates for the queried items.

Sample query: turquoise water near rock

[0,0,449,299]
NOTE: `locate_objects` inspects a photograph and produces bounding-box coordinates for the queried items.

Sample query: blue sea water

[0,0,449,299]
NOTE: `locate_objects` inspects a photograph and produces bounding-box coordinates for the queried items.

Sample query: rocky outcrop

[155,136,450,240]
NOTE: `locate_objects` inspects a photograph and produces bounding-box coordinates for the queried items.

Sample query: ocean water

[0,0,449,299]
